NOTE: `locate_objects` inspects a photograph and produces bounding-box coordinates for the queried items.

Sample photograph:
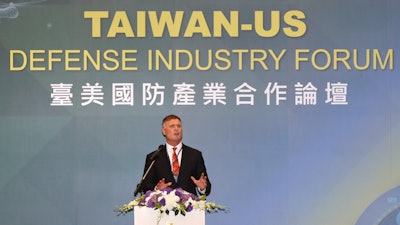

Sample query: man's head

[162,115,183,146]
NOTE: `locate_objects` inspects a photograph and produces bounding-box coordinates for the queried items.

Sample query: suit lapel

[178,145,186,174]
[177,145,192,182]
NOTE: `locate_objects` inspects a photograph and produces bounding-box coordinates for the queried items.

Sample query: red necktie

[172,147,180,176]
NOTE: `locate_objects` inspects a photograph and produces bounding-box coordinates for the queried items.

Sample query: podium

[134,207,205,225]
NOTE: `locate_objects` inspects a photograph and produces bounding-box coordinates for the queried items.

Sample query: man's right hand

[155,178,172,190]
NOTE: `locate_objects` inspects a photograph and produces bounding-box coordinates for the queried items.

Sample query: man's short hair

[162,114,181,127]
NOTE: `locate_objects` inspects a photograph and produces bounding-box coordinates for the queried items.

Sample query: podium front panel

[134,207,205,225]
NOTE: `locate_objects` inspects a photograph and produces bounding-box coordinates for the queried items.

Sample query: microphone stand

[133,159,156,196]
[133,145,163,196]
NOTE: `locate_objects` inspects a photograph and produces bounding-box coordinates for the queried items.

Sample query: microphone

[150,145,164,161]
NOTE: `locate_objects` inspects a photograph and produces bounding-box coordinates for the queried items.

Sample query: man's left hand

[191,172,207,191]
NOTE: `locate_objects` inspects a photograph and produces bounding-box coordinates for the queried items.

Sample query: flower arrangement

[115,187,227,220]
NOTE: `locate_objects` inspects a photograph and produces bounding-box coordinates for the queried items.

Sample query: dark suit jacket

[140,144,211,196]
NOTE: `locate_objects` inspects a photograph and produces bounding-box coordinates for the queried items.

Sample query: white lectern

[134,207,205,225]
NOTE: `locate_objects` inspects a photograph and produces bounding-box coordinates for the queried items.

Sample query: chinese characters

[50,81,348,107]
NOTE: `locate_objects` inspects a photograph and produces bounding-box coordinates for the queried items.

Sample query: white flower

[161,190,180,209]
[192,200,206,210]
[128,199,139,207]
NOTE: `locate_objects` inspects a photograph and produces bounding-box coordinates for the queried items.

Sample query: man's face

[162,118,183,145]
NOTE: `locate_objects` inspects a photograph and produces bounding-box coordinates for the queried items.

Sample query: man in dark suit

[140,114,211,196]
